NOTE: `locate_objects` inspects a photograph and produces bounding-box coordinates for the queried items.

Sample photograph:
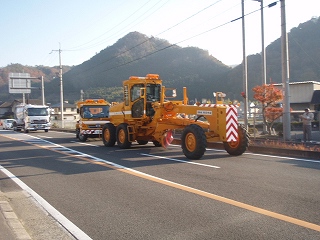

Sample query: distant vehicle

[76,99,110,142]
[3,119,15,130]
[13,104,51,133]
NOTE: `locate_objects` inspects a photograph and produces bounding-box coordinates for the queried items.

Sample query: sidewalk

[0,190,75,240]
[252,129,320,144]
[290,130,320,143]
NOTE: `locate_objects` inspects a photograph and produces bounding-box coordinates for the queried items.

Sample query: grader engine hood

[197,103,239,142]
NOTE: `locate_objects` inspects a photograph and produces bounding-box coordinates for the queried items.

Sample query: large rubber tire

[102,123,116,147]
[181,124,207,160]
[45,129,49,132]
[78,133,88,142]
[116,123,132,149]
[76,129,80,138]
[152,141,162,147]
[223,124,249,156]
[137,140,148,145]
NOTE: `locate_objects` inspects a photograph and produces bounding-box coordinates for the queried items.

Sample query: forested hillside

[1,17,319,104]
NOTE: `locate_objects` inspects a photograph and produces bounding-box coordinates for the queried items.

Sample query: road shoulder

[1,190,76,240]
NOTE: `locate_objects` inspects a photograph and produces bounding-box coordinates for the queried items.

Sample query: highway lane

[0,130,320,239]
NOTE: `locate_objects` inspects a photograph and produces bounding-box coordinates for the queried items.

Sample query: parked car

[3,119,15,130]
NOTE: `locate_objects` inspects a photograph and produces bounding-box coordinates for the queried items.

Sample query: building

[274,81,320,111]
[50,102,77,121]
[274,81,320,121]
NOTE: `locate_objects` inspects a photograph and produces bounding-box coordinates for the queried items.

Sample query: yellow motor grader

[102,74,249,159]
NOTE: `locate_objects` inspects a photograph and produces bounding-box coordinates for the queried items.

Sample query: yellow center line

[3,133,320,232]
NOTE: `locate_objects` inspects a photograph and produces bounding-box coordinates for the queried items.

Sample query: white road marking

[70,141,99,147]
[0,165,92,240]
[1,131,320,232]
[206,148,320,163]
[140,153,220,168]
[36,135,53,138]
[244,152,320,163]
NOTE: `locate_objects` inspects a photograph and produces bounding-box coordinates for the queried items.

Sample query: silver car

[3,119,15,130]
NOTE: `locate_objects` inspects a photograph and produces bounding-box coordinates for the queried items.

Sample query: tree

[252,84,283,135]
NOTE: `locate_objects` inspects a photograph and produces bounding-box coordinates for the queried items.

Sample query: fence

[51,120,76,129]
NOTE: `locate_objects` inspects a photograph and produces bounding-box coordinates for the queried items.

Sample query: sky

[1,0,319,68]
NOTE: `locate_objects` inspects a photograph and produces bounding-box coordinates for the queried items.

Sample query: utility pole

[281,0,291,141]
[242,0,248,128]
[253,0,277,133]
[253,0,267,133]
[41,76,45,105]
[51,43,64,128]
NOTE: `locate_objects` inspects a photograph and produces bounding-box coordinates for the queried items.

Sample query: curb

[0,192,31,240]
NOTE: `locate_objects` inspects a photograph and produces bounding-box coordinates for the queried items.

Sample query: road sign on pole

[9,73,31,94]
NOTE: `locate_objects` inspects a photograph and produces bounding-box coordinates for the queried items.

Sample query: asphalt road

[0,130,320,239]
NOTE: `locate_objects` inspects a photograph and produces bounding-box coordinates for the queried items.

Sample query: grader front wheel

[181,124,207,160]
[223,124,249,156]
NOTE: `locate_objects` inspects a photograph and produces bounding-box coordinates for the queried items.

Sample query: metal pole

[242,0,248,128]
[260,0,268,133]
[59,43,64,128]
[280,0,291,141]
[41,76,45,105]
[260,0,266,86]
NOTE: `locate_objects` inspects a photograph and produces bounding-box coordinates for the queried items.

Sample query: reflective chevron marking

[80,130,102,134]
[226,106,238,142]
[196,104,239,142]
[198,104,238,108]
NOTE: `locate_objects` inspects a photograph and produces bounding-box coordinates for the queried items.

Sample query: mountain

[0,64,72,103]
[55,31,231,103]
[1,17,320,104]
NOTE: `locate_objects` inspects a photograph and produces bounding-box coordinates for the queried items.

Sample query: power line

[65,0,165,51]
[67,0,226,77]
[65,0,279,81]
[95,1,279,75]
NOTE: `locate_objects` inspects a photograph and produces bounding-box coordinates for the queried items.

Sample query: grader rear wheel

[102,123,116,147]
[116,123,132,149]
[223,124,249,156]
[181,124,207,160]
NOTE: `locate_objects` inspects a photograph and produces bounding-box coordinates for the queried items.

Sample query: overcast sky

[1,0,319,68]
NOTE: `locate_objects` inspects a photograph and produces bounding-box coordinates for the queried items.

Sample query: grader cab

[102,74,249,159]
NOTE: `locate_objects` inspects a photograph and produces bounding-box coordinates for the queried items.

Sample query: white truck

[13,104,51,133]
